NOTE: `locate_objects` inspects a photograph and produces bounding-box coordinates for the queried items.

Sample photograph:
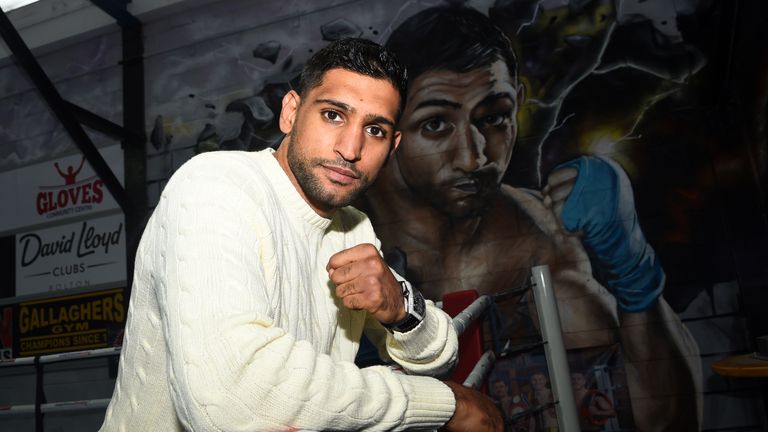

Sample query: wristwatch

[383,280,426,333]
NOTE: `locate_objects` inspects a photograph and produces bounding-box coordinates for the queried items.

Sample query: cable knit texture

[100,149,458,431]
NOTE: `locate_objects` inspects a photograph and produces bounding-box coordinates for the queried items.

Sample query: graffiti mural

[360,5,703,430]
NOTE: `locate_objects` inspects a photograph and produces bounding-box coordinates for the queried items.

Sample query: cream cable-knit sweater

[100,149,459,431]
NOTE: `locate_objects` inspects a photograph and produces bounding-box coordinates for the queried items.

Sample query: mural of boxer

[358,6,702,430]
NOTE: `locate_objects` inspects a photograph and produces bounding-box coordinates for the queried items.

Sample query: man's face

[396,60,519,219]
[571,373,586,390]
[278,68,402,216]
[492,380,509,399]
[531,373,548,390]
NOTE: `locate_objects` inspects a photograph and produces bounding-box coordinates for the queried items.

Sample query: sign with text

[15,288,126,357]
[15,213,126,296]
[0,305,12,360]
[0,145,123,233]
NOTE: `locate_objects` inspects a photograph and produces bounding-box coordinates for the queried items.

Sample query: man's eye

[421,118,450,133]
[323,111,342,122]
[366,125,386,138]
[478,113,508,127]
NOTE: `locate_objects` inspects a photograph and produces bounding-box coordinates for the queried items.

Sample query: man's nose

[452,124,487,172]
[334,126,364,162]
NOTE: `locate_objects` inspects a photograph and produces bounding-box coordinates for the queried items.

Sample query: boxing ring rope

[0,346,121,432]
[0,346,122,367]
[451,265,579,431]
[452,294,494,337]
[0,398,112,415]
[0,265,577,431]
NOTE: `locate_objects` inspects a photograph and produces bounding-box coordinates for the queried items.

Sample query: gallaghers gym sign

[0,288,126,358]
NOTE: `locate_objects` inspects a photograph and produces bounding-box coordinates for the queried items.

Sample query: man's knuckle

[363,275,378,289]
[365,257,380,270]
[372,291,383,304]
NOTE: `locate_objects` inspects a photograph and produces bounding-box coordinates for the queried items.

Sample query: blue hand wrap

[557,156,664,312]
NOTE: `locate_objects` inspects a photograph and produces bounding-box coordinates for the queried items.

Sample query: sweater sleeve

[364,297,459,379]
[152,155,456,431]
[343,209,459,379]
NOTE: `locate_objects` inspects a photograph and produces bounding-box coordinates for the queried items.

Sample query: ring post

[530,265,579,431]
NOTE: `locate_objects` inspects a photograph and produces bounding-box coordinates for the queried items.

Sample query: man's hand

[442,381,503,432]
[542,165,579,229]
[327,243,406,324]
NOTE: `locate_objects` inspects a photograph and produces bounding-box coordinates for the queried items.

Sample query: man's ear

[279,90,301,134]
[389,131,402,157]
[517,82,525,106]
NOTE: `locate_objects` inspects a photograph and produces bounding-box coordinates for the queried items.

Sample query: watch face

[412,290,426,320]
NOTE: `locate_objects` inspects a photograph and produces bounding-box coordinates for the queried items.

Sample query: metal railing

[0,346,121,431]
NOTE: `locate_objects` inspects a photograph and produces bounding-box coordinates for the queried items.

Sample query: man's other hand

[442,381,503,432]
[327,243,406,324]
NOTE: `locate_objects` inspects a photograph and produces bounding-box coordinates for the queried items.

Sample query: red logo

[36,157,104,216]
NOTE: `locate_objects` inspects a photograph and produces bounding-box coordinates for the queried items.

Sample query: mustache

[316,157,367,182]
[448,165,499,187]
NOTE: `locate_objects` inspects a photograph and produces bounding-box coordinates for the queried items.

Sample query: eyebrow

[315,98,396,127]
[315,98,353,113]
[413,99,462,110]
[413,91,517,111]
[481,92,516,105]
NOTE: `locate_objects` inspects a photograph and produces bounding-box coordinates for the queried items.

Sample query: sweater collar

[255,148,333,232]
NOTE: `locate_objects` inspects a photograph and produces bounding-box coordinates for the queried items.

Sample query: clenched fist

[327,243,407,324]
[442,381,504,432]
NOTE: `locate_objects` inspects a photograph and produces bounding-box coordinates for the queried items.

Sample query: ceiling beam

[0,7,130,213]
[65,100,144,142]
[89,0,140,28]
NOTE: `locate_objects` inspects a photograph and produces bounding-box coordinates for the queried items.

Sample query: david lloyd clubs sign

[15,213,126,296]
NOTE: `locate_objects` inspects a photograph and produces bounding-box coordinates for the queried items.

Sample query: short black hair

[297,38,408,117]
[386,6,517,85]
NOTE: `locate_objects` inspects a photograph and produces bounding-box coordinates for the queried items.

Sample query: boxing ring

[0,265,578,431]
[0,346,118,431]
[449,265,578,430]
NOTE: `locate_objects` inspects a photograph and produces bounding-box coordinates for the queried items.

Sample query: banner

[0,305,12,360]
[15,213,126,296]
[14,288,126,357]
[0,145,123,233]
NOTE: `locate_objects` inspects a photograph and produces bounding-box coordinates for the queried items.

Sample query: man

[490,378,514,418]
[100,38,502,431]
[362,6,702,430]
[488,376,529,430]
[570,371,616,431]
[521,371,557,430]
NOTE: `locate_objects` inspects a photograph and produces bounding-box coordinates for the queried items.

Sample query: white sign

[15,213,126,296]
[0,145,123,233]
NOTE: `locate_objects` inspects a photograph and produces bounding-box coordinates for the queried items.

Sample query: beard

[286,131,372,211]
